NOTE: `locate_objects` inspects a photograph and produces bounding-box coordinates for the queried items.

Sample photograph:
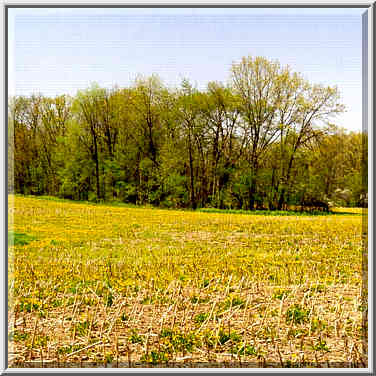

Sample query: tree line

[8,56,367,210]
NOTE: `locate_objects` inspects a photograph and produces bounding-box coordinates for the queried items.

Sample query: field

[8,195,367,368]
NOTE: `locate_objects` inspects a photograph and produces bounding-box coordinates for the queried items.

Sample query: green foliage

[305,284,326,296]
[217,329,242,346]
[287,328,308,339]
[286,305,310,325]
[9,330,29,342]
[129,330,144,344]
[58,344,84,355]
[19,300,39,313]
[220,295,246,311]
[194,313,209,324]
[190,295,210,304]
[121,312,129,321]
[141,350,169,364]
[74,320,90,336]
[311,318,327,333]
[159,328,198,353]
[32,334,49,348]
[311,339,330,352]
[233,344,257,356]
[273,289,290,300]
[106,292,114,307]
[9,232,36,246]
[201,279,210,288]
[10,58,361,212]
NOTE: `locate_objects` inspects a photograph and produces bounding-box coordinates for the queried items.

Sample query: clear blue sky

[8,7,366,131]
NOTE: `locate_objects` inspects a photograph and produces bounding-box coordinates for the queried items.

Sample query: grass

[14,193,362,216]
[8,195,366,368]
[8,231,37,246]
[198,208,333,216]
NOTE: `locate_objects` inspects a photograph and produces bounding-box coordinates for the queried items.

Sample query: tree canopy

[8,56,366,210]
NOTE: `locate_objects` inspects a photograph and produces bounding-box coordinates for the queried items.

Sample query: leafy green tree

[10,56,361,211]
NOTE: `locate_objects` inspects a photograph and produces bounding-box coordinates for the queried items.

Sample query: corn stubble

[8,195,366,368]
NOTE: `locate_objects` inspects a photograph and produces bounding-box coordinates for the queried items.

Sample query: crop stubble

[8,195,366,367]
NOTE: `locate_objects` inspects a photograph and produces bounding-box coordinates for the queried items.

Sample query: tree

[176,80,204,208]
[199,81,240,207]
[39,95,72,194]
[10,58,357,211]
[231,56,345,210]
[276,83,345,209]
[231,56,285,209]
[74,85,104,200]
[10,95,44,194]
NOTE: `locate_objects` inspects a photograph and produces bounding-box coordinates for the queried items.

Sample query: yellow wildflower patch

[8,195,366,368]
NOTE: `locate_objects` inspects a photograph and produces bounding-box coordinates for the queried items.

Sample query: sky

[8,7,366,132]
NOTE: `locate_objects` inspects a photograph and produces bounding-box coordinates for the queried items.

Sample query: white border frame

[1,1,373,374]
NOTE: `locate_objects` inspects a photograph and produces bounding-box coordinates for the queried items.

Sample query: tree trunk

[92,132,100,200]
[278,154,295,210]
[188,134,196,209]
[248,178,256,210]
